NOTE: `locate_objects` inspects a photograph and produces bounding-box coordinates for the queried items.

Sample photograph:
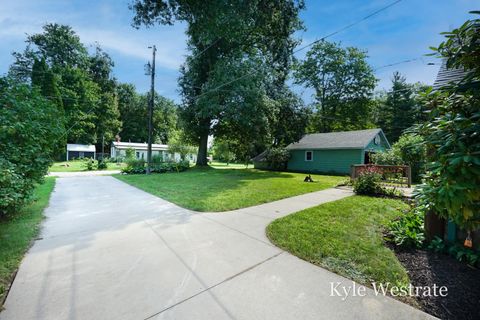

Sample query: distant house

[253,128,390,175]
[66,144,96,161]
[110,141,197,163]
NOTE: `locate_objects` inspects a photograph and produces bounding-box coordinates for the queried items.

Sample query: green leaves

[0,77,63,216]
[293,40,377,132]
[386,209,425,249]
[414,13,480,231]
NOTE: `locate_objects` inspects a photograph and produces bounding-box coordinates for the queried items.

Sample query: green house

[253,128,390,174]
[285,128,390,174]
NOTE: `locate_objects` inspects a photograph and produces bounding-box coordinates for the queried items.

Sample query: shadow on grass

[116,165,342,211]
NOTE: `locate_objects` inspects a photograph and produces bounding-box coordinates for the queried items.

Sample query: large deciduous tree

[131,0,305,165]
[294,41,377,133]
[9,23,121,148]
[117,83,178,144]
[88,46,122,150]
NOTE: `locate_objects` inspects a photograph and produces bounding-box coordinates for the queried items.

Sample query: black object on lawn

[304,175,314,182]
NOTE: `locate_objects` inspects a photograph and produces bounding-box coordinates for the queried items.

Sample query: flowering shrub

[353,168,383,195]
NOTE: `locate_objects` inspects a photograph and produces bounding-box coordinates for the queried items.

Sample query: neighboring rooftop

[112,141,168,151]
[286,128,386,150]
[66,144,96,152]
[432,59,474,91]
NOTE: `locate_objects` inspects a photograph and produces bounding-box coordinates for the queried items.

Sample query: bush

[151,160,190,173]
[386,209,425,249]
[353,167,383,195]
[0,77,63,216]
[97,159,108,170]
[371,150,402,165]
[428,236,480,266]
[371,133,426,182]
[122,159,146,174]
[122,159,190,175]
[265,147,290,170]
[83,158,95,171]
[0,159,31,216]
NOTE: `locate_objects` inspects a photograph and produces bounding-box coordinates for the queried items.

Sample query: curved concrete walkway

[1,176,434,320]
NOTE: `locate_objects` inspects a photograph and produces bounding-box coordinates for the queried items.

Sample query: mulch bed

[393,248,480,320]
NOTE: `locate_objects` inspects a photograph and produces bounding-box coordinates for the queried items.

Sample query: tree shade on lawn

[49,160,126,172]
[267,196,410,288]
[115,167,345,212]
[0,177,56,306]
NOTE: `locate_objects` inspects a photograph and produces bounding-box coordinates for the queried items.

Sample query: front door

[364,151,374,164]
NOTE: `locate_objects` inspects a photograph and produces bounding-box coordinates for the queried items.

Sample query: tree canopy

[294,40,377,132]
[131,0,306,165]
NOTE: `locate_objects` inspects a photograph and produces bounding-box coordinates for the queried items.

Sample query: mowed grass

[267,196,410,287]
[115,166,345,211]
[49,160,125,172]
[0,177,56,305]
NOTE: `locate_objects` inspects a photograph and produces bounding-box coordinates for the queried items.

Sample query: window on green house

[305,151,313,161]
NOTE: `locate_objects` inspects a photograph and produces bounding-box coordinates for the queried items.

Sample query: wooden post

[425,210,446,242]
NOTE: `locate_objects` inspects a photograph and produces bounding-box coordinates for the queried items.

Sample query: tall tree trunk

[196,133,209,166]
[196,119,210,166]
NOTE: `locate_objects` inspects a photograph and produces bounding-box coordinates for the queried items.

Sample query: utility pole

[146,45,156,174]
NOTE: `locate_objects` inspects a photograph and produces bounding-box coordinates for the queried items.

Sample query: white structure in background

[66,144,96,161]
[110,141,196,163]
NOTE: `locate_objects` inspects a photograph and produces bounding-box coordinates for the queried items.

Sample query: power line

[294,0,403,54]
[374,57,423,71]
[187,0,404,103]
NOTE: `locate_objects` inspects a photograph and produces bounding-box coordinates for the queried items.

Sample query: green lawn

[49,160,125,172]
[115,166,345,211]
[267,196,410,287]
[0,177,56,305]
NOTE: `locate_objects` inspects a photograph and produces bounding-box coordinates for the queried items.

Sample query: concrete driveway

[1,176,434,320]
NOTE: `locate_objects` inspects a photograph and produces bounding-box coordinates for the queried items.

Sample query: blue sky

[0,0,477,103]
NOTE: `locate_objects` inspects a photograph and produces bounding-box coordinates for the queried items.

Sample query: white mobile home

[110,141,196,162]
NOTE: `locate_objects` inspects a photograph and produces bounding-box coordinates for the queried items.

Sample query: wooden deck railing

[351,164,412,188]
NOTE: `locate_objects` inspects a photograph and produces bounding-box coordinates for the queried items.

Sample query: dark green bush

[122,159,146,174]
[122,159,190,175]
[0,77,63,216]
[265,148,290,170]
[385,209,425,248]
[97,159,108,170]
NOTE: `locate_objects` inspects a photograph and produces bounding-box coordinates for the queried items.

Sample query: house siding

[364,133,389,152]
[287,149,363,175]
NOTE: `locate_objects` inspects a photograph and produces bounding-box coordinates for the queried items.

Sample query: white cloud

[77,28,186,70]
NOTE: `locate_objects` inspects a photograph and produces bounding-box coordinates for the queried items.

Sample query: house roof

[286,128,387,150]
[66,144,96,152]
[432,59,470,91]
[111,141,169,151]
[251,150,268,162]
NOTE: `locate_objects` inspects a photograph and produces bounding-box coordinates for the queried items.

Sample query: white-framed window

[305,150,313,161]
